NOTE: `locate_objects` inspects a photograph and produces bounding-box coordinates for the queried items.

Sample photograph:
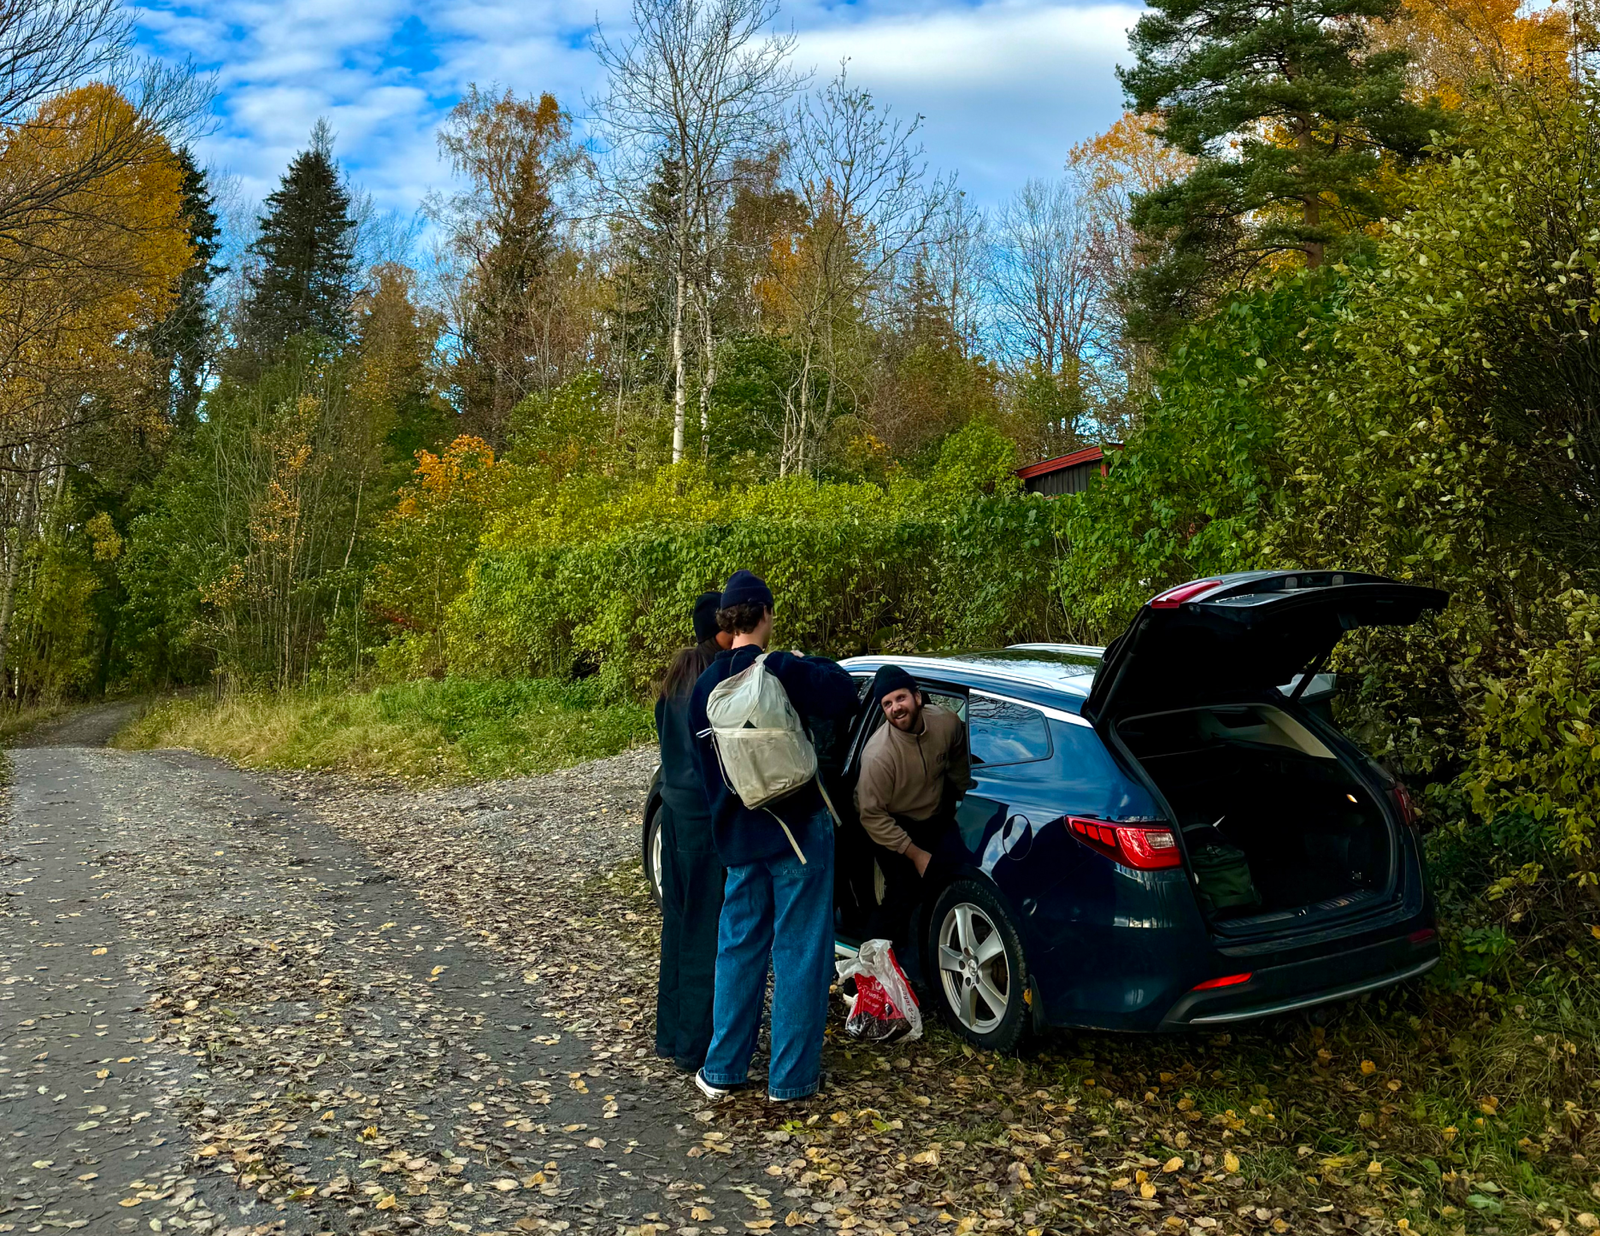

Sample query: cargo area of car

[1117,702,1394,926]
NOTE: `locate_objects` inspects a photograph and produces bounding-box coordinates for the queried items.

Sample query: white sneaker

[694,1070,732,1101]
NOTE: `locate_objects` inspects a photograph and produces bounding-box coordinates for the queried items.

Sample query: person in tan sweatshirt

[855,665,974,951]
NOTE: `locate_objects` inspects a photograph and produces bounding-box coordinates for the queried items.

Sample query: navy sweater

[688,646,859,867]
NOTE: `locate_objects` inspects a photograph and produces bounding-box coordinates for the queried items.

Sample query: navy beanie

[721,569,774,611]
[871,664,919,708]
[692,591,722,644]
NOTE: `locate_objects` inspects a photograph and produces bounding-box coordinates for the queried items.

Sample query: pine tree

[243,120,357,354]
[152,148,222,432]
[1118,0,1449,338]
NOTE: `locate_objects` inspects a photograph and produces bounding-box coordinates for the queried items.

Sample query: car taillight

[1150,579,1221,609]
[1192,972,1252,991]
[1067,817,1182,870]
[1389,780,1419,827]
[1409,928,1437,945]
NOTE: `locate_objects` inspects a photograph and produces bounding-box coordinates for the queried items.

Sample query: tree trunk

[0,449,41,690]
[671,266,688,463]
[698,291,716,458]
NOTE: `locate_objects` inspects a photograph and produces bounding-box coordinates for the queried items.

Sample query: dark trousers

[863,812,953,960]
[655,799,725,1071]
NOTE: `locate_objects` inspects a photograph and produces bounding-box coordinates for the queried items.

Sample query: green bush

[442,424,1074,695]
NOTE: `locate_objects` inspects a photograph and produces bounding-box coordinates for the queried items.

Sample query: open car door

[1082,570,1448,726]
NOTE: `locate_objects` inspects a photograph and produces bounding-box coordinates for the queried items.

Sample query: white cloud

[134,0,1137,225]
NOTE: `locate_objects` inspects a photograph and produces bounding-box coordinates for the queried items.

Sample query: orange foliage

[1068,112,1197,201]
[395,435,502,518]
[1380,0,1574,104]
[0,85,189,433]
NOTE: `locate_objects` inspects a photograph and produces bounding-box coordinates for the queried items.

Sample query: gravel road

[2,704,1314,1236]
[0,710,785,1236]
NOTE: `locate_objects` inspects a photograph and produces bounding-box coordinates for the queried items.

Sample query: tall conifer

[153,148,222,431]
[243,120,357,353]
[1118,0,1449,339]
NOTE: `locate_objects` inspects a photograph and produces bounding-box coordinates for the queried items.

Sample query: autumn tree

[1378,0,1573,103]
[371,435,507,674]
[764,67,947,474]
[0,85,190,689]
[429,87,585,443]
[242,120,358,358]
[1064,112,1196,398]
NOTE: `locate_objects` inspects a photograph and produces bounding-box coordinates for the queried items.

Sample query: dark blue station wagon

[643,570,1446,1051]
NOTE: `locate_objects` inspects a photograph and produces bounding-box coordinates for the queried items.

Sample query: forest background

[6,0,1600,1220]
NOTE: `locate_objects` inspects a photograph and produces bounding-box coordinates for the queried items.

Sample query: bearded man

[854,665,973,952]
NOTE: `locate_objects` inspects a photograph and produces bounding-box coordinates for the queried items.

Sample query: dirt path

[9,699,143,750]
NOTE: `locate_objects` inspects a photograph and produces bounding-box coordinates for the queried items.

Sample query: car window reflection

[969,695,1052,767]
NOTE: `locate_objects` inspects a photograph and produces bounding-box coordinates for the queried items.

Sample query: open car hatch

[1083,570,1448,723]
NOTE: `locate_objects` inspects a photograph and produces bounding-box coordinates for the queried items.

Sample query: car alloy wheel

[644,805,665,907]
[937,901,1011,1035]
[927,879,1030,1052]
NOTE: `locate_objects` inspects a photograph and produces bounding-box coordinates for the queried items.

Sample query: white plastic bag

[835,939,922,1042]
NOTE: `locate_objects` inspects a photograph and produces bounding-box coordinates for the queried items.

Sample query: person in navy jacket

[687,570,857,1102]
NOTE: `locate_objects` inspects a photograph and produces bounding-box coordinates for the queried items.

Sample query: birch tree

[593,0,798,462]
[767,66,947,474]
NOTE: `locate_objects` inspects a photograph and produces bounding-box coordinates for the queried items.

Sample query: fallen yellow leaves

[1224,1150,1241,1173]
[1360,1060,1377,1075]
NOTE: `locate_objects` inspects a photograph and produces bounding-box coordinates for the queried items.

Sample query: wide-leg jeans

[701,809,834,1100]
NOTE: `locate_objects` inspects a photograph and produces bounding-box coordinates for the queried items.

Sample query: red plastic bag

[836,939,922,1042]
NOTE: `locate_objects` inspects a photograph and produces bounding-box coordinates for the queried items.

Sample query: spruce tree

[1118,0,1449,339]
[243,120,357,353]
[153,148,222,432]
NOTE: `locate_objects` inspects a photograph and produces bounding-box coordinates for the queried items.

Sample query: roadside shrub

[1463,589,1600,887]
[443,443,1073,695]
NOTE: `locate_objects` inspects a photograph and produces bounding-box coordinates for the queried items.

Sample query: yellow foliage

[1378,0,1575,105]
[395,435,503,518]
[0,85,189,435]
[1068,112,1197,200]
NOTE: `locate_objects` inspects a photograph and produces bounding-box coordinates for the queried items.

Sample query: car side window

[923,690,966,722]
[968,693,1051,767]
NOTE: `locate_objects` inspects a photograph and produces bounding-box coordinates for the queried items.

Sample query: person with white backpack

[687,570,858,1103]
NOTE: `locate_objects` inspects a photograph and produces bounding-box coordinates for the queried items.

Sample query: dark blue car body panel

[837,645,1439,1033]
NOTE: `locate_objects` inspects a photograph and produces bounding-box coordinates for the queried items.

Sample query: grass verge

[114,677,655,782]
[0,700,69,745]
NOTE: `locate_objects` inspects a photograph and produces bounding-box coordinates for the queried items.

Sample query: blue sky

[132,0,1142,221]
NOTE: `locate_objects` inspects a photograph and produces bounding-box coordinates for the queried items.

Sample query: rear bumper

[1158,931,1440,1029]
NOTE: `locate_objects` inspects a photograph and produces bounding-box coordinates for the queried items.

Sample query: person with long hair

[654,592,730,1072]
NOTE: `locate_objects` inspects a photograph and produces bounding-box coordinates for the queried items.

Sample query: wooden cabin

[1016,444,1119,496]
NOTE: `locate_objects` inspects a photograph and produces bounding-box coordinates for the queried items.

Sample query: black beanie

[870,664,919,708]
[721,569,774,611]
[692,591,722,644]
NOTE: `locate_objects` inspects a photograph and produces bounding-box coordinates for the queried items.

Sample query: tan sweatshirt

[855,704,973,855]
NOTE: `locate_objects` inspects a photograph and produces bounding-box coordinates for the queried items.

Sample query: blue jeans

[702,810,834,1100]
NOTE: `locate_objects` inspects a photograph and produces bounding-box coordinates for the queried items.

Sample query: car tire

[642,799,664,908]
[927,879,1030,1053]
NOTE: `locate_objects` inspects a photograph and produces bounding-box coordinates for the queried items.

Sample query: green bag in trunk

[1189,840,1261,917]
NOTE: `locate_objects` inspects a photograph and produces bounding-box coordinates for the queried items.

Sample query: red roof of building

[1015,443,1122,481]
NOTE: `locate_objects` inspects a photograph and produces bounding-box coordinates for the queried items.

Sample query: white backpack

[704,652,838,863]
